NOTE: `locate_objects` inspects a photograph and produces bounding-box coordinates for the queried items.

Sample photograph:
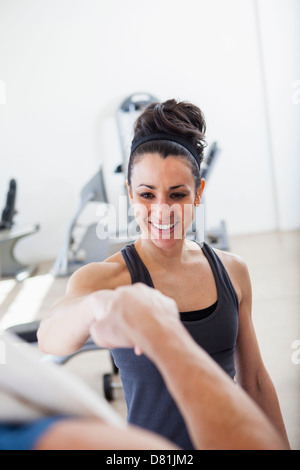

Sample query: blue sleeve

[0,416,65,450]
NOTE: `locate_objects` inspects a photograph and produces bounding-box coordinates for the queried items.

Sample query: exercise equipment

[0,179,39,281]
[115,93,159,228]
[0,179,17,230]
[201,142,229,250]
[51,165,110,277]
[0,225,40,281]
[115,92,159,175]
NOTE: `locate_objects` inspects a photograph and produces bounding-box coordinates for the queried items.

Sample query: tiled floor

[0,230,299,449]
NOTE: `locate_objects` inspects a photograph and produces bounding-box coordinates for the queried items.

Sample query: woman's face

[128,153,204,249]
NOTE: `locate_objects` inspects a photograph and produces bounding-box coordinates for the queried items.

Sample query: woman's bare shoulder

[66,250,131,295]
[213,248,251,302]
[214,247,248,272]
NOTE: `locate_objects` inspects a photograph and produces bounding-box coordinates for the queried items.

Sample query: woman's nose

[151,200,175,222]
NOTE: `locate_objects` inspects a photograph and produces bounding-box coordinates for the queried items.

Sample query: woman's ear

[195,178,205,206]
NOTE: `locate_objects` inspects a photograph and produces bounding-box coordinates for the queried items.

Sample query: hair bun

[134,99,207,160]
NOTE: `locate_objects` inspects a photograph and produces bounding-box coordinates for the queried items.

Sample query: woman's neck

[135,237,195,269]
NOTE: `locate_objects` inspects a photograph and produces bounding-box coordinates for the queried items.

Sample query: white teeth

[151,222,175,230]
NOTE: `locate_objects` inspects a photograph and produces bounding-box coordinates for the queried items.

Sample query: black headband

[130,133,200,166]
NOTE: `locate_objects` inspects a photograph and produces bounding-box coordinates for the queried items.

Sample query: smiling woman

[126,100,206,247]
[37,99,290,450]
[127,154,205,245]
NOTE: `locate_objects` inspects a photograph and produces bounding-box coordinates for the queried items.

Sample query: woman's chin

[139,224,184,248]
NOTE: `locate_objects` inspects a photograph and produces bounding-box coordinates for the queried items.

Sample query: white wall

[256,0,300,231]
[0,0,299,264]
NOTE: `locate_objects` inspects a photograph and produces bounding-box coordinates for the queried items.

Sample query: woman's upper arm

[42,262,109,321]
[65,262,106,296]
[233,258,266,388]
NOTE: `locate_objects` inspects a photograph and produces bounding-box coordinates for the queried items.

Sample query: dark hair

[127,99,207,189]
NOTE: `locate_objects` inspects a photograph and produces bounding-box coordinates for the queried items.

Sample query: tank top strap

[121,243,155,287]
[199,242,239,311]
[122,241,239,312]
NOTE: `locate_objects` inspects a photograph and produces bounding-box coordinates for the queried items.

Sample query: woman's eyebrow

[169,185,188,190]
[137,184,155,189]
[137,184,188,190]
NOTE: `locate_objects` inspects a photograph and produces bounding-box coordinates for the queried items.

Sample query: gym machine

[0,179,39,281]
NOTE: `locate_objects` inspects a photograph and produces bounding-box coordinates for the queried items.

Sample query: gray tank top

[111,241,239,450]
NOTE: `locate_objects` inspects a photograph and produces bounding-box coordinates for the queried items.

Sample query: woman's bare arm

[37,261,125,355]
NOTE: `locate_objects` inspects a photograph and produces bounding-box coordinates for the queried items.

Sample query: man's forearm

[141,322,286,450]
[88,284,287,450]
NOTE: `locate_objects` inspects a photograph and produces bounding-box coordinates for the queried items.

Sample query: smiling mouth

[150,221,176,230]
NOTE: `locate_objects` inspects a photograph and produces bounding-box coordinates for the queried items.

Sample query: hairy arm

[89,283,287,450]
[34,419,178,450]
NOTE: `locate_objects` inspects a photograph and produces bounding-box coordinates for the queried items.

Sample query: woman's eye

[170,193,187,199]
[139,192,155,199]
